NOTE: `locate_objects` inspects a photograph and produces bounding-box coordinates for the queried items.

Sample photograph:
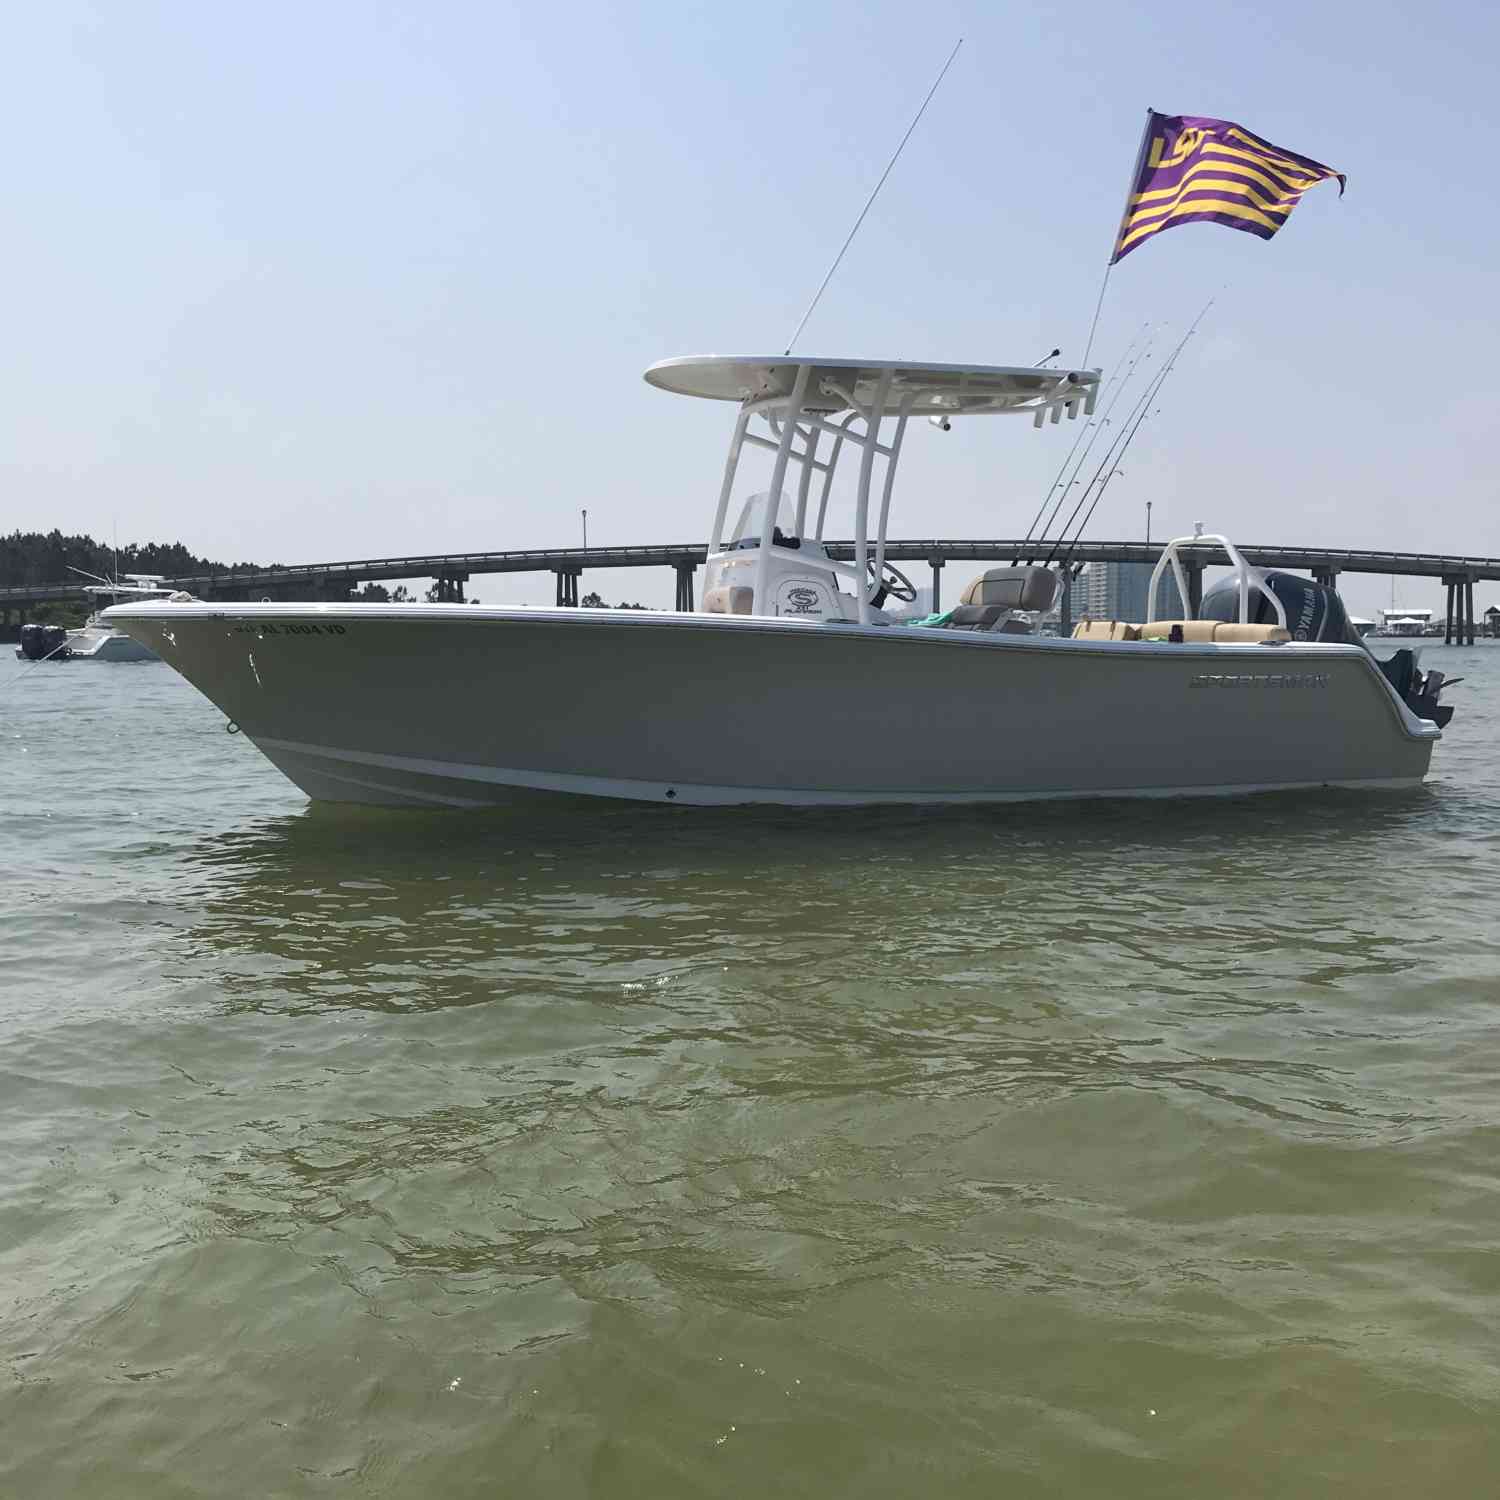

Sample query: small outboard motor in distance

[19,623,71,661]
[1198,569,1363,646]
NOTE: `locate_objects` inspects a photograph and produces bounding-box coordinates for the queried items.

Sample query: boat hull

[102,604,1440,809]
[66,627,160,661]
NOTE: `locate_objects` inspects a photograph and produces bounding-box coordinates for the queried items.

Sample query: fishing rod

[1044,329,1193,568]
[1029,324,1158,554]
[1042,326,1194,565]
[1066,300,1213,554]
[1020,320,1151,548]
[1048,299,1212,567]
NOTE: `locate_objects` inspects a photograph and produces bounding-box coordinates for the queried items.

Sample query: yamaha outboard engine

[1198,568,1362,645]
[19,623,70,661]
[1200,569,1455,727]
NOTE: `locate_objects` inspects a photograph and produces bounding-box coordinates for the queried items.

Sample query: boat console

[644,356,1099,625]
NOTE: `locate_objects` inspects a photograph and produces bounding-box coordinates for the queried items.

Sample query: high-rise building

[1079,560,1184,622]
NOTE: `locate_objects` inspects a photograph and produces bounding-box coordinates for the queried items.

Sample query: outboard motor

[1198,569,1362,645]
[1200,570,1456,727]
[19,623,70,661]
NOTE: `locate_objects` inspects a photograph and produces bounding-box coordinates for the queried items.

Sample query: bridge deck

[3,539,1498,607]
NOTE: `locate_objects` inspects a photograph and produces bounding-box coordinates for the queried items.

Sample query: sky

[4,0,1496,618]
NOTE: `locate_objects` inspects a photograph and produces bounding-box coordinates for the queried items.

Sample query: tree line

[1,530,274,588]
[1,531,651,609]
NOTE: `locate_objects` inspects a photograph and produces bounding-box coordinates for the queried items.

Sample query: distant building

[1079,560,1184,622]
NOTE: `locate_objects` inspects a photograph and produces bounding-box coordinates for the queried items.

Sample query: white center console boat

[68,576,178,661]
[14,575,180,662]
[104,355,1452,807]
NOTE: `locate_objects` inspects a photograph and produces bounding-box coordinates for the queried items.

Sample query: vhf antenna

[784,39,963,354]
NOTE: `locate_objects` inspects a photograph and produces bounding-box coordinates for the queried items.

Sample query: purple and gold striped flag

[1112,113,1344,264]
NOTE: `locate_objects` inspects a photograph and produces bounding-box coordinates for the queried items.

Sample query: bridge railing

[3,538,1499,609]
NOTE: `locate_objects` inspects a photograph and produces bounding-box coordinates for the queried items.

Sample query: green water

[3,650,1499,1496]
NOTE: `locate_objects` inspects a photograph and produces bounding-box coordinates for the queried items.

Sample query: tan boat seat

[1072,619,1293,644]
[1210,623,1292,643]
[1071,619,1139,641]
[1136,619,1220,642]
[1137,620,1292,643]
[702,585,753,615]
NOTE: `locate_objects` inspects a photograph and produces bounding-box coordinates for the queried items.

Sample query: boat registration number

[230,623,348,638]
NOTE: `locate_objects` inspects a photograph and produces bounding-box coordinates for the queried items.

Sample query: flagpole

[1081,108,1156,368]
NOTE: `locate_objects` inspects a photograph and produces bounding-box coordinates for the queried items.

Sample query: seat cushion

[1211,623,1292,643]
[960,566,1060,612]
[943,604,1009,631]
[1071,619,1139,641]
[702,585,753,615]
[1137,620,1292,643]
[1137,620,1218,642]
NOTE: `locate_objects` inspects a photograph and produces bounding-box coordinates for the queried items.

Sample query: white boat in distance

[68,576,178,660]
[13,574,179,662]
[105,355,1453,808]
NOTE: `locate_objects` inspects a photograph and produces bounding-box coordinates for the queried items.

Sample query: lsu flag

[1112,113,1344,263]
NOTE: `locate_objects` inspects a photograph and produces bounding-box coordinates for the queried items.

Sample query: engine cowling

[1198,569,1362,646]
[19,623,71,661]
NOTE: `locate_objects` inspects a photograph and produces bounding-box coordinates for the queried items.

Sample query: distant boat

[12,574,185,662]
[67,576,182,660]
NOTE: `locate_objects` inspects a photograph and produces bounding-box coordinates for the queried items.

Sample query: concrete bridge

[4,538,1497,643]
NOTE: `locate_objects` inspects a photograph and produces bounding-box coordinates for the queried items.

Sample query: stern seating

[1072,619,1138,641]
[1071,619,1291,644]
[1208,623,1293,643]
[1136,620,1221,642]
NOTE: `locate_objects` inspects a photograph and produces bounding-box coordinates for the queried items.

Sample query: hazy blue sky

[5,0,1495,616]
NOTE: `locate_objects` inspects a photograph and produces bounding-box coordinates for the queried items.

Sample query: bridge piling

[674,563,696,612]
[431,570,468,604]
[554,568,580,607]
[1442,574,1475,646]
[928,557,944,613]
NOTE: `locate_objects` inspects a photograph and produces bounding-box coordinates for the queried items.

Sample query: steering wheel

[867,558,918,610]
